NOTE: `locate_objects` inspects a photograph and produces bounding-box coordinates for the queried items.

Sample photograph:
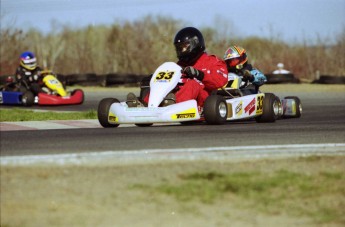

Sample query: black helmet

[173,27,205,65]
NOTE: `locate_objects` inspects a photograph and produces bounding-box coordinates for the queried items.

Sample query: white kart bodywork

[98,62,301,127]
[107,62,200,124]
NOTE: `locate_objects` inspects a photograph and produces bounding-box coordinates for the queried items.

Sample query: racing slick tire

[98,98,120,128]
[204,95,228,125]
[255,93,281,123]
[21,91,35,107]
[284,96,302,118]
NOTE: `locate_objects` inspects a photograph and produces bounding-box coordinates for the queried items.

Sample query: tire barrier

[1,73,344,86]
[312,75,345,84]
[64,73,99,86]
[265,73,300,84]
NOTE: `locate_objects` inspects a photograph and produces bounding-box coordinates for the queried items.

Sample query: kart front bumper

[108,100,200,124]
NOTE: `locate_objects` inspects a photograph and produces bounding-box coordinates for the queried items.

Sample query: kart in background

[37,70,84,105]
[97,62,302,127]
[0,71,84,106]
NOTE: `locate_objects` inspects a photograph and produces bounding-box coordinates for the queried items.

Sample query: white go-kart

[97,62,302,127]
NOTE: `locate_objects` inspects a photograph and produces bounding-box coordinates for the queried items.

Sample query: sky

[1,0,345,44]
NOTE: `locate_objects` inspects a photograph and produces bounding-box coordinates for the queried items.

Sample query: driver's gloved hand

[243,70,254,82]
[183,66,204,81]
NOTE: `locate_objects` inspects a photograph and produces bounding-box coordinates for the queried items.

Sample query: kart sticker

[171,108,197,120]
[108,112,118,122]
[245,98,256,115]
[235,101,243,116]
[0,92,3,104]
[47,79,60,85]
[256,95,264,114]
[154,71,175,82]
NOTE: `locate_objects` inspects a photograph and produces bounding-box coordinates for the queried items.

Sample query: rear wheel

[284,96,302,118]
[98,98,119,128]
[204,95,228,125]
[255,93,281,123]
[21,91,35,107]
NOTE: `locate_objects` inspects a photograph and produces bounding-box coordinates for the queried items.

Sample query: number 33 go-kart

[0,70,84,106]
[97,62,302,127]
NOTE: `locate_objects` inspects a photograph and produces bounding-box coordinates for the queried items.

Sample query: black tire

[98,98,119,128]
[255,93,281,123]
[21,91,35,107]
[135,123,153,127]
[265,73,296,84]
[284,96,302,118]
[204,95,228,125]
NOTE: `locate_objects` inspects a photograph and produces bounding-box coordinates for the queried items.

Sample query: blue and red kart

[0,72,84,106]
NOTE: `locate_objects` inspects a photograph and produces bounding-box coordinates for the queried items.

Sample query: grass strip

[0,108,97,122]
[135,164,345,224]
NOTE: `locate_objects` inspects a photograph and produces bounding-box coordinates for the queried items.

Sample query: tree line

[1,15,344,80]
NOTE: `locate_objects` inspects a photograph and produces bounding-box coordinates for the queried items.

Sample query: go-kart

[0,71,84,106]
[97,62,302,127]
[37,70,84,105]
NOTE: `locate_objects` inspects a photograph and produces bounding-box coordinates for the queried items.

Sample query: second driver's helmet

[173,27,205,65]
[223,46,248,69]
[20,51,37,70]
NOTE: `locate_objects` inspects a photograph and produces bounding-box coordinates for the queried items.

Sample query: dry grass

[1,156,344,227]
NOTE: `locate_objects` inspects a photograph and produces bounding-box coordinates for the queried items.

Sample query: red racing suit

[175,52,228,107]
[143,52,228,107]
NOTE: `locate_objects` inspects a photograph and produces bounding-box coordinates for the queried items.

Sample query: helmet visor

[175,36,199,57]
[175,41,192,57]
[226,58,241,68]
[21,57,37,70]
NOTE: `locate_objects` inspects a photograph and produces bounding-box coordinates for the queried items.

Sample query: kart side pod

[98,98,200,127]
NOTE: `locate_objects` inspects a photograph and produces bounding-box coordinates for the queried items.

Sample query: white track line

[1,143,345,166]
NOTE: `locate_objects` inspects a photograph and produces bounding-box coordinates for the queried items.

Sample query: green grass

[141,168,345,224]
[0,108,97,122]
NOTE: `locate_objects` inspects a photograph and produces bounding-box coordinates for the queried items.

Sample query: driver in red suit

[172,26,228,107]
[129,27,228,108]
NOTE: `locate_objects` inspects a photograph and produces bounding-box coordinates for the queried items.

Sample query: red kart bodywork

[38,89,84,105]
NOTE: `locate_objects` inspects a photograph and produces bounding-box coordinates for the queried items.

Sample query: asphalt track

[1,89,345,161]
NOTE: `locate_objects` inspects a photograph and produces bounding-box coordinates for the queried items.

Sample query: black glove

[183,66,204,81]
[243,70,254,82]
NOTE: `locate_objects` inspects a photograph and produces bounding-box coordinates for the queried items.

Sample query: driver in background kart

[223,45,267,94]
[131,27,228,108]
[14,51,43,95]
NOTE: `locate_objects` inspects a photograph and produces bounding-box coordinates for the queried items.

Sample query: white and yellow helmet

[20,51,37,70]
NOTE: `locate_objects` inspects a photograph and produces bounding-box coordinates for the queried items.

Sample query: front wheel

[98,98,119,128]
[255,93,281,123]
[204,95,228,125]
[21,91,35,107]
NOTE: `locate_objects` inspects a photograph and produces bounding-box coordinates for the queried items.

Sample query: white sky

[1,0,344,44]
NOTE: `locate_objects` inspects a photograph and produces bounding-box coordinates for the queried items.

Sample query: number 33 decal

[155,71,175,81]
[256,95,264,114]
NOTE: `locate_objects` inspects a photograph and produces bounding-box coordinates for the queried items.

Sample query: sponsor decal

[108,113,118,122]
[171,108,197,120]
[245,98,256,115]
[0,92,3,103]
[176,113,196,119]
[235,101,243,116]
[256,95,264,114]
